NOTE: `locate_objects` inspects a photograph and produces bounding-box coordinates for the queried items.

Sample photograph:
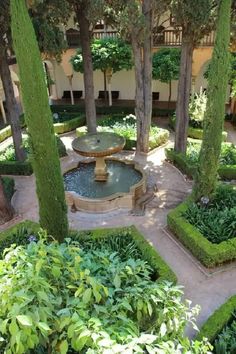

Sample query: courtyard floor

[1,121,236,338]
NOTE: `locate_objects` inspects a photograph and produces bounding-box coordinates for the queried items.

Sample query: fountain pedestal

[95,157,108,181]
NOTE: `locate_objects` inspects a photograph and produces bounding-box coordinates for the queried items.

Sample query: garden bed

[197,295,236,352]
[0,135,67,176]
[77,114,170,151]
[0,221,183,353]
[167,185,236,268]
[165,140,236,180]
[20,112,86,135]
[51,104,175,118]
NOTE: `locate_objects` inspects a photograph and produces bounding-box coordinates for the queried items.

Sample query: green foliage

[50,104,175,117]
[197,296,236,343]
[167,187,236,267]
[11,0,68,242]
[71,37,133,73]
[214,316,236,354]
[152,48,181,83]
[77,114,169,151]
[194,0,232,199]
[189,89,208,128]
[0,221,40,259]
[170,0,216,42]
[0,135,67,162]
[183,185,236,244]
[2,177,15,202]
[53,115,86,134]
[0,125,12,144]
[0,231,210,353]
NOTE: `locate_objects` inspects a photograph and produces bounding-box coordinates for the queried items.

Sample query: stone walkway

[2,124,236,339]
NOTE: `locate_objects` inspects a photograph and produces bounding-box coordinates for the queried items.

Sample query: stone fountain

[64,132,146,213]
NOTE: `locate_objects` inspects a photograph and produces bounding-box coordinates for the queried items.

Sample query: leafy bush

[0,232,211,354]
[0,135,66,162]
[183,185,236,244]
[214,315,236,354]
[186,141,236,166]
[93,114,169,150]
[188,89,207,128]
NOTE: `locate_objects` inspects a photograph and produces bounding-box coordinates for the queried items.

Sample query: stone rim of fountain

[64,157,147,213]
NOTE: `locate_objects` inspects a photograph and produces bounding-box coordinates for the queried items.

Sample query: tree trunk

[103,70,108,104]
[193,0,231,200]
[76,8,96,133]
[0,47,26,161]
[68,75,74,105]
[168,80,172,110]
[0,177,14,225]
[174,40,194,153]
[132,0,152,154]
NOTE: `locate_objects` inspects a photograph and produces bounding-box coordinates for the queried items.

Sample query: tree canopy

[71,38,133,73]
[152,48,181,83]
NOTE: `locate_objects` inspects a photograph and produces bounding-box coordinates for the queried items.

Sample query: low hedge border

[196,295,236,343]
[76,126,169,151]
[0,222,177,284]
[53,114,86,134]
[0,136,67,176]
[51,104,175,118]
[165,148,236,180]
[188,127,227,141]
[167,200,236,268]
[0,126,12,144]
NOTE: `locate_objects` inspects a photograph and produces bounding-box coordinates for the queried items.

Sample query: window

[66,28,80,48]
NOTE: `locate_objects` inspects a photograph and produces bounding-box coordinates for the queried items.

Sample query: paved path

[3,128,236,339]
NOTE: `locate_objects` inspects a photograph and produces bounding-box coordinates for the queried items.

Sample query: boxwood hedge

[196,295,236,343]
[165,148,236,180]
[0,135,67,176]
[167,200,236,268]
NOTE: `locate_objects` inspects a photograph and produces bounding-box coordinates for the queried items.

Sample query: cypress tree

[193,0,232,200]
[11,0,68,241]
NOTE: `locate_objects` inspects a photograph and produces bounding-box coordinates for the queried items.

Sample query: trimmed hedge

[0,126,12,144]
[53,114,86,134]
[165,148,236,180]
[169,116,228,140]
[51,104,175,118]
[0,222,177,284]
[167,200,236,267]
[2,177,15,201]
[196,295,236,343]
[76,125,169,151]
[188,126,227,141]
[0,136,67,176]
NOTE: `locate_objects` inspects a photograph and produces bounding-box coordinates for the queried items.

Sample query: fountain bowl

[64,158,146,213]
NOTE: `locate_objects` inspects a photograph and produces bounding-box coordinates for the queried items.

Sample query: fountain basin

[64,158,146,213]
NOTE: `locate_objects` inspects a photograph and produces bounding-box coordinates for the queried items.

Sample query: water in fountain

[64,160,142,198]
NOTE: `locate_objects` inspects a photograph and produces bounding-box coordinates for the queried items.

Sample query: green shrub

[77,114,169,151]
[183,185,236,244]
[167,188,236,267]
[197,296,236,344]
[2,177,15,202]
[0,135,66,175]
[0,229,210,354]
[214,316,236,354]
[0,125,12,144]
[188,89,207,129]
[166,142,236,180]
[53,115,86,134]
[50,104,175,118]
